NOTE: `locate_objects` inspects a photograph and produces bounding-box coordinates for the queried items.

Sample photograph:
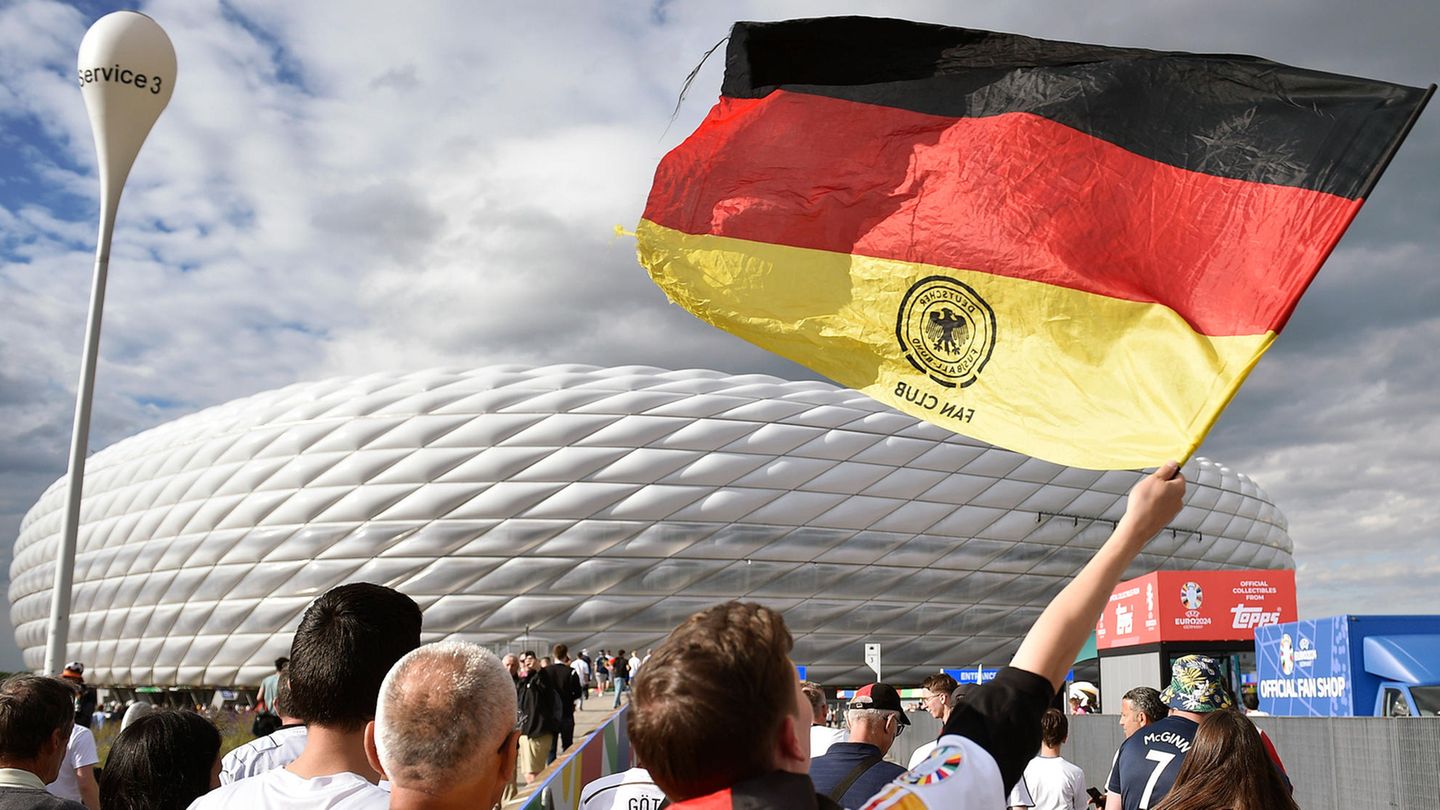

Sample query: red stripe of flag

[644,91,1362,337]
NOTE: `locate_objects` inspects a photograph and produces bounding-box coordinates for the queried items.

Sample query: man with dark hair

[193,582,422,809]
[544,644,583,756]
[0,674,87,810]
[253,657,290,738]
[630,601,831,808]
[517,650,559,784]
[810,683,909,807]
[610,650,631,708]
[1022,709,1086,810]
[1118,687,1165,739]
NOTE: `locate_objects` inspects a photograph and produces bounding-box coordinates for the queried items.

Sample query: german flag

[637,17,1431,470]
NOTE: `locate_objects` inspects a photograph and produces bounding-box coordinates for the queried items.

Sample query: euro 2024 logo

[1279,633,1295,675]
[1180,581,1203,611]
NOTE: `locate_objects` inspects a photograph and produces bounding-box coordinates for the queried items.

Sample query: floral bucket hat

[1159,655,1234,713]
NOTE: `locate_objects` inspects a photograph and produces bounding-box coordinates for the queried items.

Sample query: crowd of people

[0,463,1300,809]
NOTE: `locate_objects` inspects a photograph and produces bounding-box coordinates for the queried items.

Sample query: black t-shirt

[1107,715,1197,810]
[611,656,630,678]
[939,667,1056,793]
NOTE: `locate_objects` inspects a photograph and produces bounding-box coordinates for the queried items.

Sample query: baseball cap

[849,682,910,725]
[1160,655,1234,713]
[949,683,976,704]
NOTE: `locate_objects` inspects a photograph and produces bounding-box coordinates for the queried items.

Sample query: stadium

[9,365,1293,686]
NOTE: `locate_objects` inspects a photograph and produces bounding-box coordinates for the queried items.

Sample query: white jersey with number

[579,767,666,810]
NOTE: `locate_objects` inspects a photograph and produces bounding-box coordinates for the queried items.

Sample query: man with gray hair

[809,683,909,808]
[365,641,520,810]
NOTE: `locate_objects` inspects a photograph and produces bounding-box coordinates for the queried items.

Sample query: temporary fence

[507,704,634,810]
[1064,714,1440,810]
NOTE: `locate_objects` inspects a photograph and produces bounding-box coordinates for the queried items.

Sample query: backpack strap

[826,753,886,803]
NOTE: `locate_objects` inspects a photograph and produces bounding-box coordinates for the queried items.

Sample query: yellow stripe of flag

[637,220,1272,470]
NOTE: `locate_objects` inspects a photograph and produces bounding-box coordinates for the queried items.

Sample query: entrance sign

[864,643,882,681]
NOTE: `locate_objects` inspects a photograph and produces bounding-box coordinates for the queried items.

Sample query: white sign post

[864,643,882,682]
[43,11,175,677]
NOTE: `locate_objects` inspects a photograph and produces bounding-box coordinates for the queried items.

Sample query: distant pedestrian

[594,651,610,696]
[59,664,97,731]
[545,644,584,757]
[517,650,561,784]
[252,657,288,738]
[610,651,632,708]
[571,652,592,710]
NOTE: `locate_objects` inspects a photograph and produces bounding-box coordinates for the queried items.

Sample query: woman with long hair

[99,709,222,810]
[1152,709,1299,810]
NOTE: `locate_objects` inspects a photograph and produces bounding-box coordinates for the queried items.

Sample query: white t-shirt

[1022,755,1086,810]
[571,658,592,686]
[629,655,642,674]
[188,766,389,809]
[220,725,309,784]
[1007,776,1035,808]
[810,725,848,759]
[46,724,99,801]
[578,767,666,810]
[862,734,1005,810]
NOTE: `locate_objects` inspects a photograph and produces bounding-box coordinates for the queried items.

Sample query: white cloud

[2,0,1437,671]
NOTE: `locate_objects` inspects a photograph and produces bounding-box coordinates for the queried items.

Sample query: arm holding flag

[934,462,1185,796]
[1010,461,1185,691]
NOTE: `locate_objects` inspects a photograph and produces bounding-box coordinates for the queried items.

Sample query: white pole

[43,12,175,676]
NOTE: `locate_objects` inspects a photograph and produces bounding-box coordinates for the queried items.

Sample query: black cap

[848,683,910,725]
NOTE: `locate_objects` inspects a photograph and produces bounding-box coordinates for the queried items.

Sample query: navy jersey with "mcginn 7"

[1106,715,1197,810]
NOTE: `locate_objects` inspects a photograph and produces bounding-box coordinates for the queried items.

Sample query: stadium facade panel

[9,365,1293,685]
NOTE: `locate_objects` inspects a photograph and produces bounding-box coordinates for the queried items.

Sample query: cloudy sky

[1,0,1435,671]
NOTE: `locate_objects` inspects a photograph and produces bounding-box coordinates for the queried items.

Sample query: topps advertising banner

[1255,617,1353,716]
[1095,569,1296,650]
